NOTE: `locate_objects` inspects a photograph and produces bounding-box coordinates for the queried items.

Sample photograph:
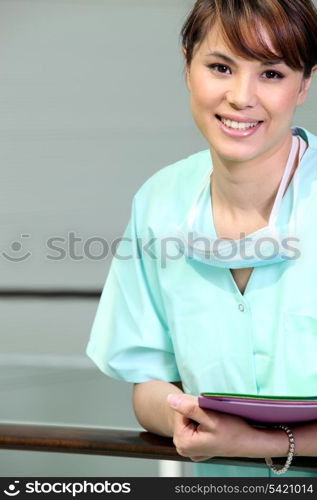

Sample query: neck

[210,132,296,221]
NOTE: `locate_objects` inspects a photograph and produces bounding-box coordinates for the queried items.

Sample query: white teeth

[220,117,260,130]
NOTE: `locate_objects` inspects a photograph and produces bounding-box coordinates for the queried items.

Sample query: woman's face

[185,24,315,163]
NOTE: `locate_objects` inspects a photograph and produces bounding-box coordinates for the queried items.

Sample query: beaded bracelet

[265,425,295,475]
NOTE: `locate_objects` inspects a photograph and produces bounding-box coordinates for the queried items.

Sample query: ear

[297,65,317,106]
[182,47,191,92]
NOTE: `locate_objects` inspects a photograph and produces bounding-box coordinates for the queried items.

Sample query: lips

[216,114,263,124]
[216,114,264,131]
[215,114,264,138]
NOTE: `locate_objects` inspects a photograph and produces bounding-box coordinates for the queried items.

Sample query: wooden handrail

[1,423,317,472]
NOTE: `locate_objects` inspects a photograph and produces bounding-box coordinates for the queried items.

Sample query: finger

[167,393,210,426]
[190,456,211,462]
[174,412,197,437]
[175,446,209,462]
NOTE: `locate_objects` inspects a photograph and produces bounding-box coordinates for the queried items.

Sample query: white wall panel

[0,0,199,287]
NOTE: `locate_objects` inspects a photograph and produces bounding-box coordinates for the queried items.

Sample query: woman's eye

[207,64,284,80]
[263,70,284,80]
[208,64,231,74]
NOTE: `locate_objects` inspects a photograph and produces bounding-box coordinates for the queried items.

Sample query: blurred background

[0,0,316,477]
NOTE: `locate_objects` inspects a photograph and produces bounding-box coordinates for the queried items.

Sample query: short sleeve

[86,196,180,383]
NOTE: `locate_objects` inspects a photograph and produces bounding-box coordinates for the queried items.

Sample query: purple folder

[198,394,317,424]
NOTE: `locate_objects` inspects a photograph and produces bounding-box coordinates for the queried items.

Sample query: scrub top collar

[174,126,312,268]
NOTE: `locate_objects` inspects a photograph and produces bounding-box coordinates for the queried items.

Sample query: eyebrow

[205,51,284,66]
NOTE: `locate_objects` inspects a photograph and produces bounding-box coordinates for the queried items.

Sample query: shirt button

[238,304,245,312]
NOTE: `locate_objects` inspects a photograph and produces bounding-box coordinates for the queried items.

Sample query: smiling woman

[86,0,317,478]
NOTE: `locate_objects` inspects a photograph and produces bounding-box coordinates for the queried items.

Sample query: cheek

[190,74,221,105]
[263,87,299,114]
[191,88,210,107]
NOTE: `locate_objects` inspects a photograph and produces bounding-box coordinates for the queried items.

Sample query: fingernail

[167,394,182,408]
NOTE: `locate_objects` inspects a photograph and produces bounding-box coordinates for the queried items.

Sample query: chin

[219,154,252,163]
[211,145,257,163]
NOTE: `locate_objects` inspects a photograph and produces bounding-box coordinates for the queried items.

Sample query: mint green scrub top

[86,127,317,477]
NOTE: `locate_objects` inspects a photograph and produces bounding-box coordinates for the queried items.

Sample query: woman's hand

[167,393,261,462]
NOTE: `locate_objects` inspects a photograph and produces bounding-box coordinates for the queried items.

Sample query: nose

[226,75,258,109]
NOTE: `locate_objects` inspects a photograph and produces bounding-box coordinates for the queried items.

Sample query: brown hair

[180,0,317,78]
